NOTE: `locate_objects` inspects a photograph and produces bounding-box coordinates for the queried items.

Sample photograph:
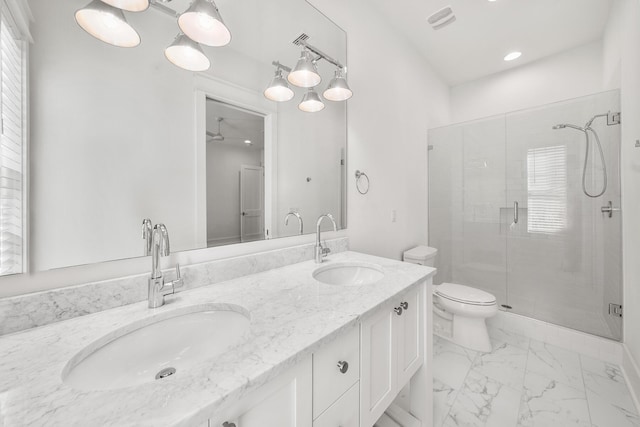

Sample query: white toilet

[403,246,498,353]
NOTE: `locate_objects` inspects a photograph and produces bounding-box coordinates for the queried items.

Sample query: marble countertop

[0,251,435,427]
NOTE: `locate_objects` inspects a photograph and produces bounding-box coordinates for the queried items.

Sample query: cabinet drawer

[313,382,359,427]
[313,326,360,418]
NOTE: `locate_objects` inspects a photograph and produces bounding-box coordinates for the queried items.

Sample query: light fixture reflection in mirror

[299,89,325,112]
[323,68,353,101]
[75,0,141,48]
[288,49,322,88]
[165,34,211,72]
[178,0,232,47]
[264,68,295,102]
[100,0,150,12]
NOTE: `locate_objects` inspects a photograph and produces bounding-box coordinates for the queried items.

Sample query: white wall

[206,144,262,245]
[450,41,607,123]
[308,0,451,261]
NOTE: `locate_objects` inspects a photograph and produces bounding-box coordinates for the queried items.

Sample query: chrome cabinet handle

[337,361,349,374]
[394,307,403,315]
[400,302,408,310]
[514,201,519,224]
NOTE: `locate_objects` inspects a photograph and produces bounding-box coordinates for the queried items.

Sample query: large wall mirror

[16,0,347,273]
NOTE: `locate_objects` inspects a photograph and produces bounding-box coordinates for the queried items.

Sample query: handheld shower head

[552,123,584,131]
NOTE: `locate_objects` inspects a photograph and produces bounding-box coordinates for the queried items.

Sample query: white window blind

[0,6,24,276]
[527,145,567,235]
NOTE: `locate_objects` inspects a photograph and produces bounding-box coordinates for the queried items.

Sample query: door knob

[400,302,408,310]
[337,360,349,374]
[394,307,403,315]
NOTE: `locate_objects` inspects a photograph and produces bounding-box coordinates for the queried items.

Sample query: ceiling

[206,99,265,149]
[367,0,614,86]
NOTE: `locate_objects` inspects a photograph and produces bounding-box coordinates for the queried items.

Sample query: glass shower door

[428,116,508,307]
[505,91,622,340]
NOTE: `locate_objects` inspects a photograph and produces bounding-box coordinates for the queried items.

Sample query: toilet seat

[435,282,496,306]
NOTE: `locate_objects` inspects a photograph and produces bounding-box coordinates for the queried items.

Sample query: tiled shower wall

[428,90,622,340]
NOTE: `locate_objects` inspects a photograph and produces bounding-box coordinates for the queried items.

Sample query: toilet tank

[403,246,437,267]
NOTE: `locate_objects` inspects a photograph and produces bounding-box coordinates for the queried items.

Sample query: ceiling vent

[427,6,456,30]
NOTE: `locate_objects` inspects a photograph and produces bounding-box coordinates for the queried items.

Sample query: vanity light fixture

[288,49,322,88]
[264,62,295,102]
[100,0,150,12]
[264,35,351,110]
[164,33,210,72]
[178,0,231,47]
[75,0,141,48]
[323,68,353,101]
[504,51,522,61]
[299,89,325,113]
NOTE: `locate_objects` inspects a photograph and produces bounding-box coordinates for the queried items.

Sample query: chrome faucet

[142,218,153,256]
[285,211,304,235]
[148,224,183,308]
[315,214,337,263]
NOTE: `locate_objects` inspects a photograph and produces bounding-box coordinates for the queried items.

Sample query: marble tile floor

[434,328,640,427]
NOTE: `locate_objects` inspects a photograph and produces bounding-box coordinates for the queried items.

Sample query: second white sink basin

[313,262,384,286]
[62,304,250,391]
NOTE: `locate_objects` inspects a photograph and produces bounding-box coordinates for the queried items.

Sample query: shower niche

[428,90,622,340]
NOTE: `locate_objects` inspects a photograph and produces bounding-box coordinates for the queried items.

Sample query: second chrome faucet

[145,222,183,308]
[315,214,337,263]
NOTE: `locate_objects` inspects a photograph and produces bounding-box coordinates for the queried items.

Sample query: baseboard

[622,344,640,413]
[487,310,623,364]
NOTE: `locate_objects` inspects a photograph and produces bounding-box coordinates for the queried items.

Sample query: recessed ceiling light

[504,51,522,61]
[488,0,497,2]
[244,140,252,145]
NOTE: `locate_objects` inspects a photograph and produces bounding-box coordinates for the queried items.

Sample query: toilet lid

[435,283,497,306]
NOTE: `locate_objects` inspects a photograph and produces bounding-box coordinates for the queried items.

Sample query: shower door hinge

[609,303,623,318]
[607,111,621,126]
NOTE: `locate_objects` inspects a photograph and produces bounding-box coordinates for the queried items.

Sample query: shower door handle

[601,201,620,218]
[513,201,519,224]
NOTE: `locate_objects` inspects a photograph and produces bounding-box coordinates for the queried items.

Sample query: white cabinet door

[396,285,424,387]
[210,356,312,427]
[360,304,397,427]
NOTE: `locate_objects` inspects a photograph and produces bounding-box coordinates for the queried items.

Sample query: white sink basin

[313,262,384,286]
[62,304,250,391]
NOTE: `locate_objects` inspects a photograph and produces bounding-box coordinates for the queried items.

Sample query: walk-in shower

[428,90,622,340]
[552,111,620,198]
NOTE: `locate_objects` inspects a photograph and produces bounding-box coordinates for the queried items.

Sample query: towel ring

[355,170,370,195]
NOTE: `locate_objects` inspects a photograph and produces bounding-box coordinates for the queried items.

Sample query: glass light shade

[288,50,322,88]
[323,69,353,101]
[298,90,325,113]
[99,0,149,12]
[75,0,140,48]
[264,70,294,102]
[165,34,210,72]
[178,0,231,47]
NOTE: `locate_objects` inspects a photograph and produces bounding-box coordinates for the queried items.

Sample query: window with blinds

[527,145,567,235]
[0,6,25,276]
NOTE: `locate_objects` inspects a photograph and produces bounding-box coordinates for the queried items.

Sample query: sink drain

[155,367,176,380]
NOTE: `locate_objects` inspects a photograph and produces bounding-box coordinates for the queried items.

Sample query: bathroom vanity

[0,250,434,426]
